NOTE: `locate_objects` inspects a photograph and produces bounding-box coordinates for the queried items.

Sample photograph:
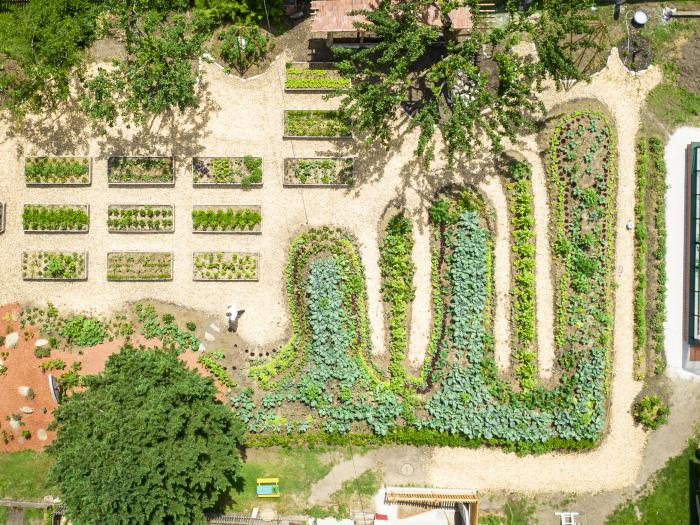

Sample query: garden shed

[310,0,476,45]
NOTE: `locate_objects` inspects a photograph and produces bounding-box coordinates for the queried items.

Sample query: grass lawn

[0,451,56,499]
[226,447,335,515]
[605,435,699,524]
[307,469,381,519]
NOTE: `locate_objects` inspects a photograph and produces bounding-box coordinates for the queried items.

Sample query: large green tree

[47,345,244,525]
[80,3,209,127]
[334,0,600,163]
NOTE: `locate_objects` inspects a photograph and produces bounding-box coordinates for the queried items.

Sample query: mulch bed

[0,303,223,452]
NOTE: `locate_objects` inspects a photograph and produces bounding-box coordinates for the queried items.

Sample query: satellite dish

[633,10,649,26]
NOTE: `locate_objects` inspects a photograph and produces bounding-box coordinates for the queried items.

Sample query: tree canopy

[47,345,244,525]
[334,0,600,163]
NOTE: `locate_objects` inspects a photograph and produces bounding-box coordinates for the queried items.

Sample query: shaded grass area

[307,469,381,519]
[226,447,335,515]
[478,498,537,525]
[605,434,699,525]
[0,451,55,499]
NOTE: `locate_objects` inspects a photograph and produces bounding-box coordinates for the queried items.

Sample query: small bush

[218,25,273,75]
[186,322,196,332]
[634,395,669,430]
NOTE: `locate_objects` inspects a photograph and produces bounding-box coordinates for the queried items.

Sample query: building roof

[310,0,473,33]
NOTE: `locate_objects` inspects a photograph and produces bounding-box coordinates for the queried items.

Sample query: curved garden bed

[283,158,353,187]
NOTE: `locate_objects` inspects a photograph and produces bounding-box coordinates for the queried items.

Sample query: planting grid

[0,49,666,492]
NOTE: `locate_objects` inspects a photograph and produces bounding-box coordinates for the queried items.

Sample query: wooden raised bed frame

[284,62,350,93]
[107,205,175,234]
[107,251,174,282]
[192,157,263,188]
[192,205,262,234]
[24,157,92,187]
[21,251,88,281]
[282,110,353,140]
[283,158,354,188]
[107,156,175,187]
[192,252,260,282]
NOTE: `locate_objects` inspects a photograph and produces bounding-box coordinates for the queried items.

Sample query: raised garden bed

[283,110,352,139]
[283,158,353,187]
[192,205,262,233]
[193,252,259,281]
[107,252,173,281]
[23,204,90,233]
[107,157,175,186]
[192,156,262,187]
[284,62,350,92]
[107,205,174,233]
[25,157,91,186]
[22,251,87,281]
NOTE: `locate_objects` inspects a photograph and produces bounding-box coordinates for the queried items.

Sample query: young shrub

[634,395,670,430]
[218,25,274,75]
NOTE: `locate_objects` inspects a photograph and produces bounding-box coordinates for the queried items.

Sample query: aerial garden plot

[0,0,694,521]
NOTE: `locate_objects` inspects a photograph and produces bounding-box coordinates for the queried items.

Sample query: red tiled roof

[311,0,472,33]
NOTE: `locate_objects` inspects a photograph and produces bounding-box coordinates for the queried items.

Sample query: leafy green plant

[22,252,86,280]
[506,161,537,390]
[24,158,90,185]
[107,157,174,184]
[107,252,173,281]
[285,158,353,185]
[107,205,173,232]
[192,207,261,232]
[193,252,258,281]
[135,303,200,353]
[633,395,669,430]
[193,156,262,186]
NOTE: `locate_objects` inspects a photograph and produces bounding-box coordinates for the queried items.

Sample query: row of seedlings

[283,62,355,188]
[21,252,260,282]
[23,156,264,187]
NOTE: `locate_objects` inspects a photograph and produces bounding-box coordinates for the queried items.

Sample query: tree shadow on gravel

[4,78,218,160]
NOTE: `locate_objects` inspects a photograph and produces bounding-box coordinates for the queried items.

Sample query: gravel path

[479,175,512,371]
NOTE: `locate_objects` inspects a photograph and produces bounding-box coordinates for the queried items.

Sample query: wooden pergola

[384,487,479,525]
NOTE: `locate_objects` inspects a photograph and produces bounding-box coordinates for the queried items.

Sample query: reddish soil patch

[679,36,700,96]
[0,303,225,452]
